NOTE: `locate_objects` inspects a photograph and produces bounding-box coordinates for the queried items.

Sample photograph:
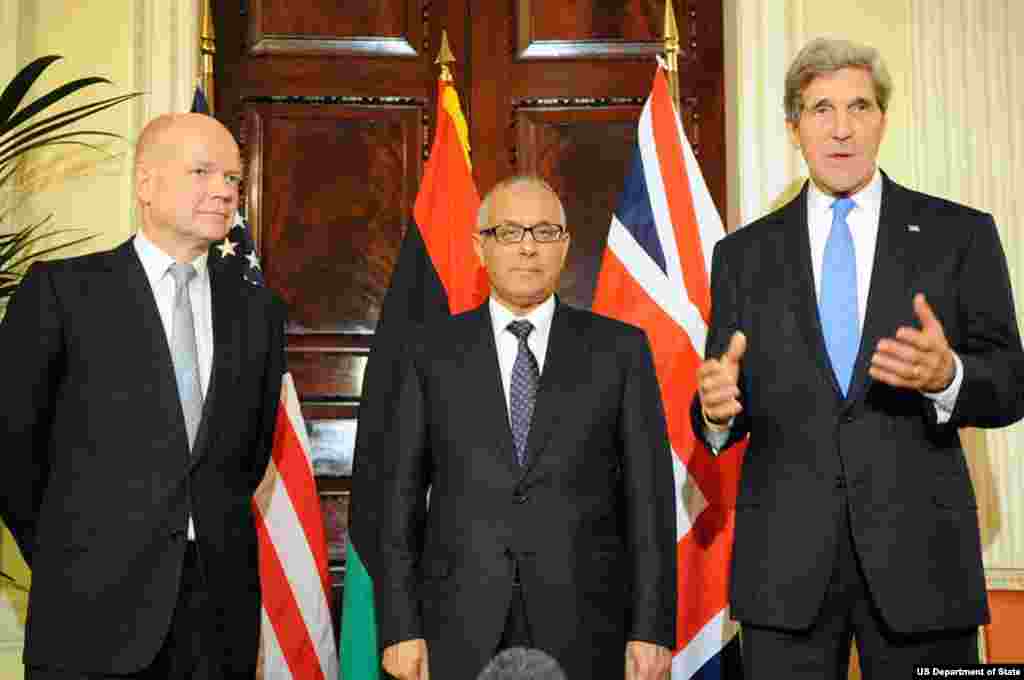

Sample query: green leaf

[0,55,62,128]
[0,131,123,168]
[0,92,141,160]
[0,76,113,137]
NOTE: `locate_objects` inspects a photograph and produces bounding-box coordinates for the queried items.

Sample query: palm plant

[0,55,142,303]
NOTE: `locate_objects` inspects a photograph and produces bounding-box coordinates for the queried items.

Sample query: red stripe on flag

[254,508,327,680]
[593,249,701,464]
[270,404,332,601]
[414,80,487,315]
[649,70,711,320]
[675,442,744,646]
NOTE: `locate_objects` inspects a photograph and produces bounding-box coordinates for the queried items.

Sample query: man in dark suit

[694,37,1024,679]
[0,113,286,678]
[353,176,676,680]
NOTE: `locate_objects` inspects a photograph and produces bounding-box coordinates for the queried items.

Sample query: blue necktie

[820,197,859,396]
[507,320,539,467]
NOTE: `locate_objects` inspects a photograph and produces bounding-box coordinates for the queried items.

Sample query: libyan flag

[340,77,486,679]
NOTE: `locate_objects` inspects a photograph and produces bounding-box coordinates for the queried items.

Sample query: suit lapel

[521,301,585,476]
[845,174,917,406]
[787,185,845,398]
[189,261,242,468]
[110,239,192,452]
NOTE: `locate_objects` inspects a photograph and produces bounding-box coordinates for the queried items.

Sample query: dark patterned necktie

[507,320,539,467]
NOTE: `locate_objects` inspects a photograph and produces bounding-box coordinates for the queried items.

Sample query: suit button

[840,414,855,424]
[513,493,529,505]
[835,476,847,490]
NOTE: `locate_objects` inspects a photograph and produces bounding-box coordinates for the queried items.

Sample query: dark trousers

[742,502,978,680]
[28,542,222,680]
[496,557,533,652]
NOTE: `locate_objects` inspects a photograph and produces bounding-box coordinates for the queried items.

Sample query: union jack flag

[592,64,745,679]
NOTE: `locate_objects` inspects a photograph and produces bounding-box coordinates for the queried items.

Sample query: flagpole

[199,0,216,116]
[663,0,681,113]
[436,29,456,82]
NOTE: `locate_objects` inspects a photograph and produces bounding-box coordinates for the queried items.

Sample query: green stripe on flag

[340,542,380,679]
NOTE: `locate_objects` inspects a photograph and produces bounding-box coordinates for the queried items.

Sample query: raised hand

[870,293,955,392]
[697,330,747,425]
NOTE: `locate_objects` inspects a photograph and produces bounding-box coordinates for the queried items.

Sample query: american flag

[213,210,265,287]
[209,206,338,678]
[592,64,745,679]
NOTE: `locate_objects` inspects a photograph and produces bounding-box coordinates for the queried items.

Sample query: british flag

[592,64,745,679]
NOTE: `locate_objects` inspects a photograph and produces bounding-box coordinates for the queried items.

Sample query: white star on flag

[216,238,238,258]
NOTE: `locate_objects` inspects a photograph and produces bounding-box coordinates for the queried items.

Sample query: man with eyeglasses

[360,176,676,680]
[694,38,1024,678]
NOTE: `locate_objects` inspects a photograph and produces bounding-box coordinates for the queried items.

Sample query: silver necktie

[168,262,203,451]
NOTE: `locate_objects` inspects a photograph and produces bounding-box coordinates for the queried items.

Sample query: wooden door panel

[214,0,723,608]
[248,0,420,56]
[518,0,671,58]
[514,105,642,308]
[243,104,422,331]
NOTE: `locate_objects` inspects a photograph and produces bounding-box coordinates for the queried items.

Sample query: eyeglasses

[478,222,567,244]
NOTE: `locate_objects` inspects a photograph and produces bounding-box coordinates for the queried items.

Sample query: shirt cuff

[702,410,733,453]
[922,352,963,424]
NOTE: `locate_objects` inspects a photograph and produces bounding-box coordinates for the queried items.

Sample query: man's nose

[517,231,539,253]
[831,109,854,140]
[209,174,237,200]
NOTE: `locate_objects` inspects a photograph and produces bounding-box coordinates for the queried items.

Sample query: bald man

[0,113,286,679]
[353,176,675,680]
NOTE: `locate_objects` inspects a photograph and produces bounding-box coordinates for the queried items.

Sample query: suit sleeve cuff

[701,409,733,453]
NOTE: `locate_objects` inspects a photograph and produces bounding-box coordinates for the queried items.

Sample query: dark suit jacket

[0,238,286,675]
[691,173,1024,634]
[352,300,676,680]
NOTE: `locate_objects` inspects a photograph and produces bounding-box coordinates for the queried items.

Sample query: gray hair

[476,647,567,680]
[784,37,893,123]
[477,175,567,230]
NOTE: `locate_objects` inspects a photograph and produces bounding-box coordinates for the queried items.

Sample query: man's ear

[472,232,486,266]
[135,164,154,206]
[787,121,801,149]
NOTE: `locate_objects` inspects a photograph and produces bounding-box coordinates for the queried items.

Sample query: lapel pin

[907,224,921,232]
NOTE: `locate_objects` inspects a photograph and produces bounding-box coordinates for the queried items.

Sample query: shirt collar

[488,294,556,340]
[133,229,209,287]
[806,167,883,219]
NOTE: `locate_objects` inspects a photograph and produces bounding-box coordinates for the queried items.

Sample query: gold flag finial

[199,0,216,115]
[663,1,681,107]
[436,29,456,82]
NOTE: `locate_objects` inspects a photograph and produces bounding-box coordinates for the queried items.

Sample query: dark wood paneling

[518,0,672,59]
[248,0,420,56]
[214,0,724,602]
[515,106,642,308]
[243,104,423,331]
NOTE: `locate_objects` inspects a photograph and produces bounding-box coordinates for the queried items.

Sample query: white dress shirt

[133,230,214,538]
[488,295,556,424]
[706,169,962,448]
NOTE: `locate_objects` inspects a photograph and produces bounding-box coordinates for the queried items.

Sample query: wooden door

[213,0,724,606]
